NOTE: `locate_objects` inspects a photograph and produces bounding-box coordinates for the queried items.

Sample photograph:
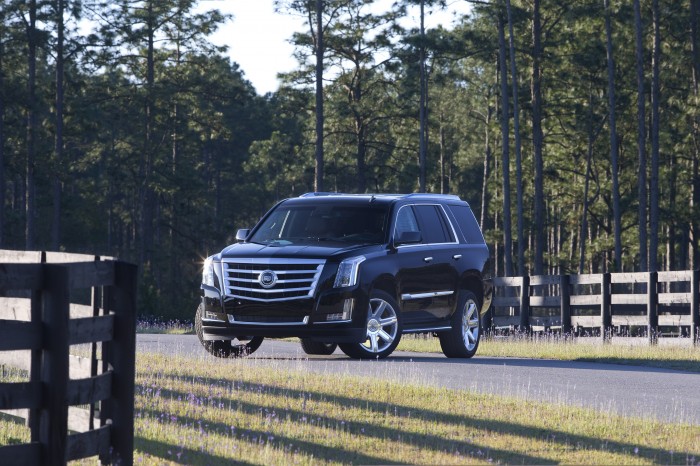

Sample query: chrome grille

[222,258,325,302]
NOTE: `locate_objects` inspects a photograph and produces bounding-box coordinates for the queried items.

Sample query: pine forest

[0,0,698,319]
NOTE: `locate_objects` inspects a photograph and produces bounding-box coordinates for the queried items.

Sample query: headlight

[333,256,366,288]
[202,256,215,287]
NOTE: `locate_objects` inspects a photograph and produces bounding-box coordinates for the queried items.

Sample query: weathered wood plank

[492,276,523,287]
[610,272,649,284]
[68,315,114,345]
[529,275,560,286]
[570,295,602,306]
[529,296,560,308]
[67,406,99,432]
[0,264,42,290]
[571,315,601,327]
[492,297,520,307]
[528,315,562,326]
[658,315,691,326]
[491,315,520,327]
[67,372,112,406]
[0,250,42,263]
[569,274,602,285]
[0,382,41,410]
[65,424,111,462]
[69,354,108,380]
[611,315,648,326]
[67,262,115,289]
[657,270,693,282]
[658,293,691,305]
[44,252,98,263]
[0,442,41,465]
[0,297,31,320]
[0,320,41,351]
[610,294,648,305]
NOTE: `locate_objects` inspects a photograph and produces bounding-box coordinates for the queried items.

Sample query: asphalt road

[137,334,700,426]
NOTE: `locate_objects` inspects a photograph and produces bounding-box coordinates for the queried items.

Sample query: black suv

[196,193,491,359]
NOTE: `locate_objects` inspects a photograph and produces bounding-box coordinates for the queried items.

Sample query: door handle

[453,254,462,260]
[423,257,433,263]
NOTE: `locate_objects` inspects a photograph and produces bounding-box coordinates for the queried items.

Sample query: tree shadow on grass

[141,375,691,464]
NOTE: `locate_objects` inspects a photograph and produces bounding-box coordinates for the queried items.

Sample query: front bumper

[200,284,368,343]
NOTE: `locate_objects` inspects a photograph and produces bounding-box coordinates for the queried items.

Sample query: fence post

[39,264,70,466]
[108,261,137,466]
[601,273,611,342]
[519,275,530,333]
[647,271,658,345]
[560,274,571,335]
[692,269,699,346]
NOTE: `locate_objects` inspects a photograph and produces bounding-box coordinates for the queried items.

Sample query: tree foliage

[0,0,697,319]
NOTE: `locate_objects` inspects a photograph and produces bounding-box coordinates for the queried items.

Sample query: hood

[218,242,383,261]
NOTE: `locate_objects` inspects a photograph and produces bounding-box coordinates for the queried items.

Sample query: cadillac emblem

[258,270,278,289]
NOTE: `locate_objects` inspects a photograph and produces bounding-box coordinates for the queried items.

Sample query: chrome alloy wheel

[462,298,480,352]
[361,298,399,354]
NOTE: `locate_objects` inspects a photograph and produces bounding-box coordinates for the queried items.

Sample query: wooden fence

[0,250,137,465]
[487,270,700,344]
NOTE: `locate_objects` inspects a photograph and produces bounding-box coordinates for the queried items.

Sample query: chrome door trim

[401,290,454,301]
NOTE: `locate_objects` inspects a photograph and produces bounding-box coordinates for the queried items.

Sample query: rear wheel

[439,290,481,358]
[300,339,338,355]
[195,304,263,358]
[339,290,402,359]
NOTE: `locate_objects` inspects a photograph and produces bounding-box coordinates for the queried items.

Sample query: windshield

[249,203,389,246]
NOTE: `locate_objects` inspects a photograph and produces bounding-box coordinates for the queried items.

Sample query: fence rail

[0,250,136,466]
[488,270,700,344]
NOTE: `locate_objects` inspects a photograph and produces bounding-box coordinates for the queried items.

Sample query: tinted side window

[395,205,420,237]
[448,204,485,244]
[414,205,454,244]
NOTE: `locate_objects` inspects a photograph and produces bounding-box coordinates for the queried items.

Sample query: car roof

[294,192,466,206]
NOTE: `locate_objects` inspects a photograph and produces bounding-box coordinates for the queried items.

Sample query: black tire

[439,290,481,358]
[195,304,263,358]
[339,290,402,359]
[300,339,338,355]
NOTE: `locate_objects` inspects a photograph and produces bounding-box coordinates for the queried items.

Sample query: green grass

[2,351,699,464]
[397,334,700,373]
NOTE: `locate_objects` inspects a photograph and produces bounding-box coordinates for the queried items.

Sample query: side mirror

[395,230,421,246]
[235,229,250,242]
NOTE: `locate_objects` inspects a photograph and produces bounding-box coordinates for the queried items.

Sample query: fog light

[326,299,354,321]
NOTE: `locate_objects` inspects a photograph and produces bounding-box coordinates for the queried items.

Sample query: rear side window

[448,204,485,244]
[414,205,455,244]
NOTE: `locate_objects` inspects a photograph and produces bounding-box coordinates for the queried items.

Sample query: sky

[197,0,472,95]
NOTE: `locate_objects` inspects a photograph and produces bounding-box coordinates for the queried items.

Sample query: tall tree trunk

[418,0,427,193]
[498,13,513,276]
[650,0,661,272]
[0,13,5,248]
[140,0,156,267]
[604,0,622,271]
[579,89,595,274]
[634,0,648,271]
[52,0,65,251]
[690,0,700,270]
[25,0,37,250]
[506,0,524,276]
[480,87,493,230]
[315,0,324,192]
[439,109,448,193]
[531,0,545,275]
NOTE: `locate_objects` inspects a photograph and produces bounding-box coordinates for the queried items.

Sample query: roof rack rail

[404,193,461,200]
[299,192,344,197]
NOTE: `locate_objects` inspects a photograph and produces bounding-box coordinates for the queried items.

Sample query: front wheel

[195,304,264,358]
[439,290,481,358]
[300,339,338,355]
[339,290,402,359]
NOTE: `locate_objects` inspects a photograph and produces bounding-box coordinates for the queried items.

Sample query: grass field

[3,350,699,465]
